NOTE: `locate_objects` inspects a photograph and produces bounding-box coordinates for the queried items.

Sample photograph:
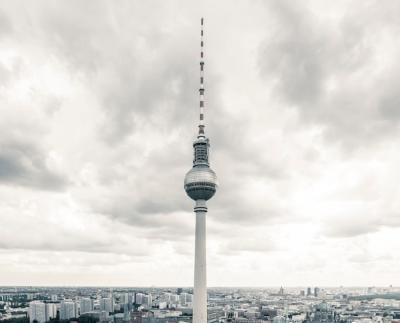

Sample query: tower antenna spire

[184,17,218,323]
[199,17,205,137]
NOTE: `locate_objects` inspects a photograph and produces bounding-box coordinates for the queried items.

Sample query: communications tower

[184,18,218,323]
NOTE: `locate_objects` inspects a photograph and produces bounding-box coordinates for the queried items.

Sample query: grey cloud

[211,186,285,224]
[348,252,394,264]
[324,222,379,238]
[15,1,200,144]
[90,111,286,232]
[43,96,63,116]
[0,210,149,256]
[0,239,147,257]
[1,0,400,285]
[92,132,286,233]
[5,1,289,230]
[219,237,275,256]
[0,250,145,268]
[0,8,12,36]
[94,194,194,241]
[0,62,11,86]
[0,58,23,87]
[259,2,326,106]
[258,1,400,147]
[324,210,400,238]
[0,138,67,191]
[92,145,191,219]
[100,200,189,231]
[98,53,197,144]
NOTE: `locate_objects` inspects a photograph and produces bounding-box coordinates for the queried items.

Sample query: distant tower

[184,18,218,323]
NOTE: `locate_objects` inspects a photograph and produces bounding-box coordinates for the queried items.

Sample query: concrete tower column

[193,199,207,323]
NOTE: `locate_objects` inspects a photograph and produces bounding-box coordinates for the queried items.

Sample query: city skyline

[5,285,400,323]
[1,0,400,287]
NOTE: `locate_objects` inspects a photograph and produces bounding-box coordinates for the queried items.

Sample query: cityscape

[1,2,400,323]
[1,286,400,323]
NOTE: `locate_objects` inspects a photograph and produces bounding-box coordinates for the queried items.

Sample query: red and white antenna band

[199,17,205,136]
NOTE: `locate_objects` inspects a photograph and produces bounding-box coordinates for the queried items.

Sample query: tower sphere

[184,165,217,201]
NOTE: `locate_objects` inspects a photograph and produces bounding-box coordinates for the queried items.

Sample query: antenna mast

[199,17,205,137]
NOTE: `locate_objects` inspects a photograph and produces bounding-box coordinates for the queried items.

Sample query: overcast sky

[1,0,400,287]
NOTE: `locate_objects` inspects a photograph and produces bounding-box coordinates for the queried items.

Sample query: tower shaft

[193,199,207,323]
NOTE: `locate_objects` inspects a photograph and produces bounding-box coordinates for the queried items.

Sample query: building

[130,312,143,323]
[45,303,57,322]
[142,295,152,308]
[80,298,93,315]
[179,293,193,306]
[99,311,109,323]
[273,316,286,323]
[169,294,179,305]
[183,18,218,323]
[29,301,57,323]
[119,293,128,305]
[114,313,125,323]
[100,298,113,313]
[80,312,101,321]
[142,319,180,323]
[135,293,144,305]
[309,302,335,323]
[208,306,225,322]
[60,300,76,320]
[133,293,152,308]
[130,293,135,309]
[29,301,46,323]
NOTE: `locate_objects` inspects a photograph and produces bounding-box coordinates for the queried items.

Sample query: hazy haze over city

[1,0,400,287]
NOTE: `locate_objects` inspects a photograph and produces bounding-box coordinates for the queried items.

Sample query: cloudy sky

[1,0,400,287]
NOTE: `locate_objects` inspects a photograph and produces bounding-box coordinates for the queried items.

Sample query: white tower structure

[184,18,218,323]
